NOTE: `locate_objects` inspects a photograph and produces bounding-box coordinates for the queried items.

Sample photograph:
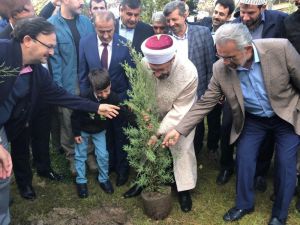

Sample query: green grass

[10,148,300,225]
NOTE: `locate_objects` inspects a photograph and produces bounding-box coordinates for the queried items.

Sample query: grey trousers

[58,107,94,162]
[0,127,10,225]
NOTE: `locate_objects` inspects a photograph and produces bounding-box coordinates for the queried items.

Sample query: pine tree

[123,47,174,193]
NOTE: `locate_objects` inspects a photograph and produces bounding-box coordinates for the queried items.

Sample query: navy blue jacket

[79,33,134,100]
[233,10,287,38]
[0,40,99,139]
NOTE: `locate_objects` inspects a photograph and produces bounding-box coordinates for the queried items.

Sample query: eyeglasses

[216,53,235,62]
[32,38,56,50]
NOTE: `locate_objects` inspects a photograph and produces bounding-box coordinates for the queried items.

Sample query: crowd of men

[0,0,299,225]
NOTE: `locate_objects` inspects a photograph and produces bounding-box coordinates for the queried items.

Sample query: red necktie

[101,43,108,69]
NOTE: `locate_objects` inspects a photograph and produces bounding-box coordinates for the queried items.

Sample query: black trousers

[219,101,275,174]
[107,117,129,176]
[11,103,51,188]
[194,104,222,155]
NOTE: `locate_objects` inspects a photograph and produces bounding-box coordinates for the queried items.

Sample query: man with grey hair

[151,11,168,34]
[163,23,300,225]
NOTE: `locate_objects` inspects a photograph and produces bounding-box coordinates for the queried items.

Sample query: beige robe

[146,55,198,191]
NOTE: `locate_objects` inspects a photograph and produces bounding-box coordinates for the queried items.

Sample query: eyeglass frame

[32,38,56,50]
[215,53,236,62]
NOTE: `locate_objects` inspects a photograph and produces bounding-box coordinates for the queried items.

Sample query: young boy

[71,68,119,198]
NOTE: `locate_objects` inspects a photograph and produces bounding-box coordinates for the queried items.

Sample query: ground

[10,148,300,225]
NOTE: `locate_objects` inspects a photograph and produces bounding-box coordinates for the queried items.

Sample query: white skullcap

[240,0,266,5]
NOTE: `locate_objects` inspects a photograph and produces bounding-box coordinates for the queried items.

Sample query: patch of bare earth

[29,206,133,225]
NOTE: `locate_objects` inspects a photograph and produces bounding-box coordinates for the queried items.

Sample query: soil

[28,206,133,225]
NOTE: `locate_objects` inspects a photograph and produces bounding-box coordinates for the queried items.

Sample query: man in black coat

[0,17,119,225]
[0,0,62,201]
[114,0,154,54]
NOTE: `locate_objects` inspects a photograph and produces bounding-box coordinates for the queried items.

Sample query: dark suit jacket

[0,24,12,39]
[115,19,154,54]
[284,9,300,54]
[0,4,55,40]
[78,33,134,101]
[187,24,215,97]
[0,40,99,138]
[233,10,287,38]
[189,17,212,31]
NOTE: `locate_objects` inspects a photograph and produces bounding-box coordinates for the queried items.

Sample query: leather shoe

[37,169,63,181]
[116,173,129,186]
[223,207,254,221]
[76,183,88,198]
[178,190,192,213]
[216,169,233,185]
[19,185,36,200]
[123,184,143,198]
[254,176,267,192]
[99,180,114,194]
[268,217,286,225]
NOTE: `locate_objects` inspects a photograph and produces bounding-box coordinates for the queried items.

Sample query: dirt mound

[29,206,132,225]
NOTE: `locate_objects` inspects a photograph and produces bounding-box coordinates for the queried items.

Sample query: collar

[97,35,113,47]
[261,11,265,22]
[172,24,188,40]
[19,66,33,75]
[237,43,260,71]
[119,18,134,31]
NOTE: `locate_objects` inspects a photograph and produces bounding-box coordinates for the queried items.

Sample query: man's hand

[147,135,158,146]
[74,136,82,144]
[162,129,181,148]
[0,145,12,179]
[98,104,120,119]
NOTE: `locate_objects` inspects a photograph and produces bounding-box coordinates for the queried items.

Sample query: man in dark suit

[162,0,215,212]
[163,23,300,225]
[194,0,236,185]
[196,0,235,35]
[79,10,134,187]
[114,0,154,54]
[0,17,119,225]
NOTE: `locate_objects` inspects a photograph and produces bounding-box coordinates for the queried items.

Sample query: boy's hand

[74,136,82,144]
[98,104,120,119]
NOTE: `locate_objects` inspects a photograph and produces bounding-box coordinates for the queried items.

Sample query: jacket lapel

[253,42,271,95]
[187,24,193,59]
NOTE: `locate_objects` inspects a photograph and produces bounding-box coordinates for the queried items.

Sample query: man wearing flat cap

[141,34,198,212]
